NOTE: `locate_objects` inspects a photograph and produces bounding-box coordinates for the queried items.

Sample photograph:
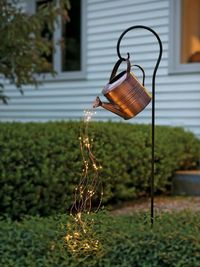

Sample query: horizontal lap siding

[0,0,200,138]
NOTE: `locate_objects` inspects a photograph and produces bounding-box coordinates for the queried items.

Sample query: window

[27,0,86,80]
[169,0,200,73]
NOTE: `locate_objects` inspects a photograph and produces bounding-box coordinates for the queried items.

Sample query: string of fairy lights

[65,109,103,254]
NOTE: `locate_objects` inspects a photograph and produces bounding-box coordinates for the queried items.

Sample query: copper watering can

[93,57,151,120]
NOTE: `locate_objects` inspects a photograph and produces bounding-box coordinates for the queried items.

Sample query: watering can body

[93,58,151,120]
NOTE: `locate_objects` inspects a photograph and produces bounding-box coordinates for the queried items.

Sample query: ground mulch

[111,196,200,215]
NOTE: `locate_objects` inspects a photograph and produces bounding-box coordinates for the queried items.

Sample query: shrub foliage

[0,211,200,266]
[0,121,199,218]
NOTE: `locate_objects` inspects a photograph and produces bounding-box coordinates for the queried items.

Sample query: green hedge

[0,211,200,266]
[0,122,199,219]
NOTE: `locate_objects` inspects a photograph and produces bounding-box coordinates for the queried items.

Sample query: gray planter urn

[173,170,200,196]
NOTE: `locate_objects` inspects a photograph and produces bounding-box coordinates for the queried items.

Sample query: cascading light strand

[65,109,103,254]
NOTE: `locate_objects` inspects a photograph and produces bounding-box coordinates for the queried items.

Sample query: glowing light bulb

[74,232,79,238]
[77,212,81,220]
[65,234,72,241]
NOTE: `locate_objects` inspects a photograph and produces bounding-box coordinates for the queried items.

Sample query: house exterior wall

[0,0,200,137]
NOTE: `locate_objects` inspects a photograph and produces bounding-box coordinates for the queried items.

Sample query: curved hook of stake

[116,25,163,227]
[116,25,163,90]
[131,64,146,86]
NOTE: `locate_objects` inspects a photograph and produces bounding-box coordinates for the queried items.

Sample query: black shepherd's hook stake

[116,25,163,227]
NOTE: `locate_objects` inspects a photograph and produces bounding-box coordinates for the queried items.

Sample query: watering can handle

[109,58,131,82]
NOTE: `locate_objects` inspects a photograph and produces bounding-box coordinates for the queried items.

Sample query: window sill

[168,62,200,75]
[36,70,87,82]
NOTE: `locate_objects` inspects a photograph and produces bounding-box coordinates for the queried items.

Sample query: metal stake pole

[116,25,163,226]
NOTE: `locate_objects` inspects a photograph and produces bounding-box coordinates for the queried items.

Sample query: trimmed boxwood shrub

[0,211,200,267]
[0,121,199,219]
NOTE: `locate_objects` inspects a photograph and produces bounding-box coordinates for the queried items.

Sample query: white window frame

[169,0,200,74]
[27,0,86,81]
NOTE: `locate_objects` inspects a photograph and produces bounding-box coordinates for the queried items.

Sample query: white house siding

[0,0,200,138]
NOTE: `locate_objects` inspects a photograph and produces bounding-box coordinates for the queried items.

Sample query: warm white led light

[66,109,103,254]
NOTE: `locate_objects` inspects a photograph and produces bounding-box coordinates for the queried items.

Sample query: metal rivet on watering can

[93,25,163,227]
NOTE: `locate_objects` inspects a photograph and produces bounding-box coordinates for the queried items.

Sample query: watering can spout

[93,96,130,120]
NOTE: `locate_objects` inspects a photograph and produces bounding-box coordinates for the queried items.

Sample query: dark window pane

[36,0,53,72]
[62,0,81,71]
